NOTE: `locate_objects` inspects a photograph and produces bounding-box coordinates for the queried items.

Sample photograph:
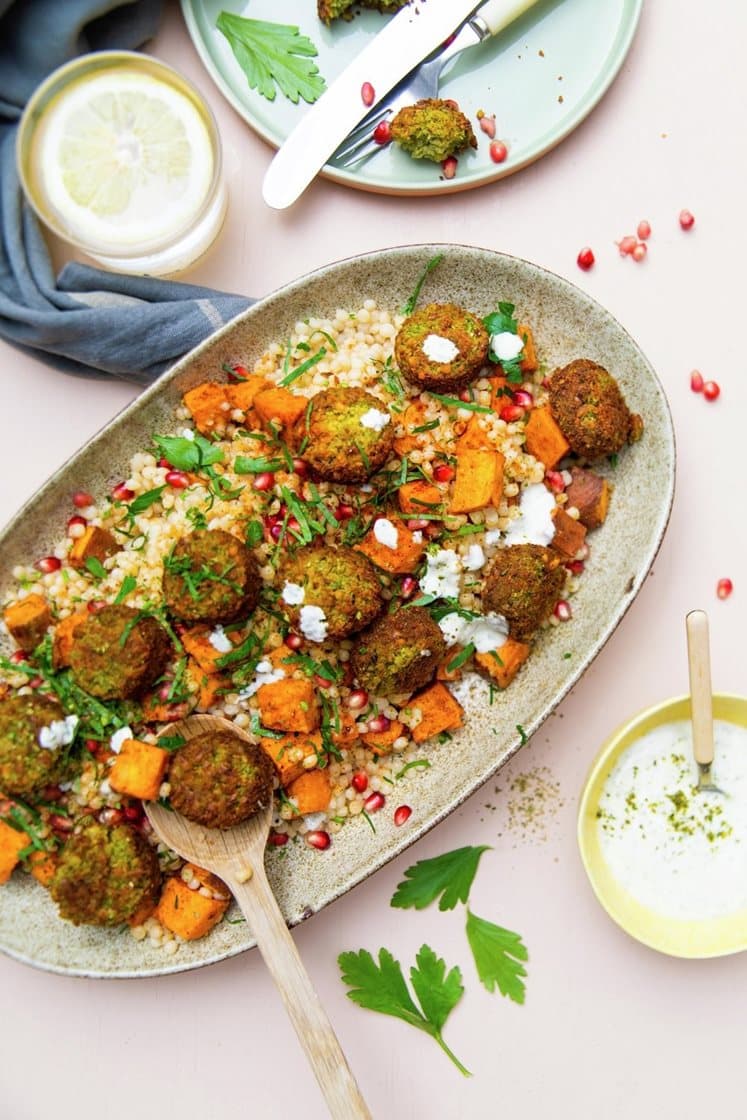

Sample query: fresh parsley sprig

[483,301,526,384]
[216,13,326,105]
[465,911,528,1005]
[391,845,490,911]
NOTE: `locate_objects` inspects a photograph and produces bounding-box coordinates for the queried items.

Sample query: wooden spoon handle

[230,868,371,1120]
[686,609,715,766]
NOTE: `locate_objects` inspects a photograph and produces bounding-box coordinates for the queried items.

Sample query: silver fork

[333,0,539,168]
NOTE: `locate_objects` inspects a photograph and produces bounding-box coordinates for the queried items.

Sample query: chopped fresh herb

[153,433,222,472]
[158,734,186,752]
[396,759,432,779]
[488,684,496,706]
[380,357,405,399]
[402,254,444,316]
[563,651,572,660]
[608,453,619,468]
[128,486,166,515]
[163,548,241,603]
[411,419,441,434]
[222,362,245,380]
[483,301,526,383]
[361,809,376,833]
[249,711,284,739]
[114,575,137,605]
[428,391,492,415]
[245,520,264,547]
[516,724,528,746]
[279,347,327,388]
[216,12,326,104]
[339,945,469,1076]
[391,846,490,912]
[465,910,528,1005]
[84,556,107,581]
[446,643,475,673]
[234,455,285,475]
[353,440,370,472]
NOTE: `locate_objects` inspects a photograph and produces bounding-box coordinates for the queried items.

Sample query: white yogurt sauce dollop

[359,408,391,432]
[422,334,459,363]
[420,549,462,599]
[373,517,399,550]
[299,605,328,643]
[597,719,747,921]
[503,483,556,546]
[490,331,524,363]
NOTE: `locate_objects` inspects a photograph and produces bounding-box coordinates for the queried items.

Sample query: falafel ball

[391,98,477,163]
[280,545,384,640]
[68,604,171,701]
[50,820,161,927]
[0,693,74,798]
[351,606,446,696]
[548,359,644,461]
[168,730,274,829]
[162,529,260,625]
[295,387,394,483]
[482,544,565,642]
[394,302,490,393]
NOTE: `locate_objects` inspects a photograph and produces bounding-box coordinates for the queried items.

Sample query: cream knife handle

[686,609,715,766]
[477,0,542,35]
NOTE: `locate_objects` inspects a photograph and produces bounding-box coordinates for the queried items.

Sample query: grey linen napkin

[0,0,252,384]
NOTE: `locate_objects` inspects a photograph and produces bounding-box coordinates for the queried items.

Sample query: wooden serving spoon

[145,714,371,1120]
[686,610,724,796]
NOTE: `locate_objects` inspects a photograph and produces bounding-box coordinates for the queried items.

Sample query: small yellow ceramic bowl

[577,693,747,959]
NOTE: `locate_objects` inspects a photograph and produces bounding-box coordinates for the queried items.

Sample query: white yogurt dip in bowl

[578,694,747,958]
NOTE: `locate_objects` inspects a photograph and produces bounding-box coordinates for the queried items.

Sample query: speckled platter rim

[0,244,675,978]
[578,694,747,960]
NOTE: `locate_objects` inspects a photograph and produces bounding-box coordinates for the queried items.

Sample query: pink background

[2,1,747,1116]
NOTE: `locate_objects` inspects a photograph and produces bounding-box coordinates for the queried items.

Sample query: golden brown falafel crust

[169,730,275,829]
[0,693,73,798]
[394,302,489,392]
[482,544,565,642]
[351,606,446,695]
[68,605,171,701]
[391,98,477,162]
[280,545,384,639]
[548,359,643,461]
[294,387,394,483]
[162,529,260,626]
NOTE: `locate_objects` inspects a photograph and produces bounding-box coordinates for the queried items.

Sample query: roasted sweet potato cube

[3,594,51,653]
[356,522,425,575]
[29,849,58,888]
[286,769,332,816]
[331,712,361,746]
[53,609,89,669]
[258,732,321,785]
[551,508,588,559]
[517,323,538,372]
[225,376,270,412]
[449,449,505,514]
[393,400,430,455]
[361,720,405,755]
[457,415,493,451]
[398,480,444,515]
[254,387,308,429]
[257,677,320,733]
[475,638,531,690]
[109,738,170,801]
[566,467,611,529]
[266,644,296,671]
[186,660,228,710]
[68,525,117,570]
[155,877,229,941]
[182,382,231,434]
[436,651,463,682]
[411,683,464,744]
[0,820,29,884]
[524,406,570,469]
[180,626,226,675]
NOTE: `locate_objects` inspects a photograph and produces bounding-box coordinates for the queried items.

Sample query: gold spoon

[686,610,725,795]
[145,714,371,1120]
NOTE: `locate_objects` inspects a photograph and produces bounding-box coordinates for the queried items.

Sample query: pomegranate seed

[500,404,525,423]
[157,457,172,469]
[566,559,585,575]
[361,81,375,107]
[72,490,94,509]
[373,120,391,145]
[285,632,303,650]
[314,674,333,690]
[407,518,430,531]
[335,503,354,520]
[270,523,284,542]
[287,517,301,534]
[87,600,106,613]
[459,389,473,402]
[577,247,595,270]
[348,689,369,711]
[352,771,369,793]
[367,714,391,734]
[292,458,309,477]
[364,792,385,813]
[679,208,695,230]
[97,808,124,827]
[28,676,43,689]
[512,389,534,409]
[9,650,28,664]
[67,515,87,534]
[228,364,250,382]
[50,813,74,832]
[122,805,143,823]
[637,219,651,240]
[394,805,412,827]
[489,140,508,163]
[35,556,61,573]
[84,738,100,754]
[703,380,720,401]
[400,576,418,599]
[631,242,647,262]
[617,236,637,256]
[554,600,572,621]
[112,483,134,501]
[479,115,496,139]
[717,578,733,600]
[165,470,190,489]
[441,156,458,179]
[158,682,173,701]
[690,370,704,393]
[253,472,275,491]
[545,470,566,493]
[305,830,331,850]
[269,831,289,847]
[433,464,454,483]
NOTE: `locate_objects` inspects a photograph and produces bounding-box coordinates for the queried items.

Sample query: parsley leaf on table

[216,13,326,105]
[465,910,528,1005]
[390,845,490,911]
[338,945,470,1076]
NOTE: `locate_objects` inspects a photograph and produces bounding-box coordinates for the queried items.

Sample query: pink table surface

[2,1,746,1117]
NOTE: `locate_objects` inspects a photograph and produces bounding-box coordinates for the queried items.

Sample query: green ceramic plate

[180,0,643,196]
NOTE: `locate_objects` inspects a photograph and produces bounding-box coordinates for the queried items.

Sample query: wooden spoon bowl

[146,715,371,1120]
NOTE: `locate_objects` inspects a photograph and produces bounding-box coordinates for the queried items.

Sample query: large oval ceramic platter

[181,0,643,196]
[0,246,675,977]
